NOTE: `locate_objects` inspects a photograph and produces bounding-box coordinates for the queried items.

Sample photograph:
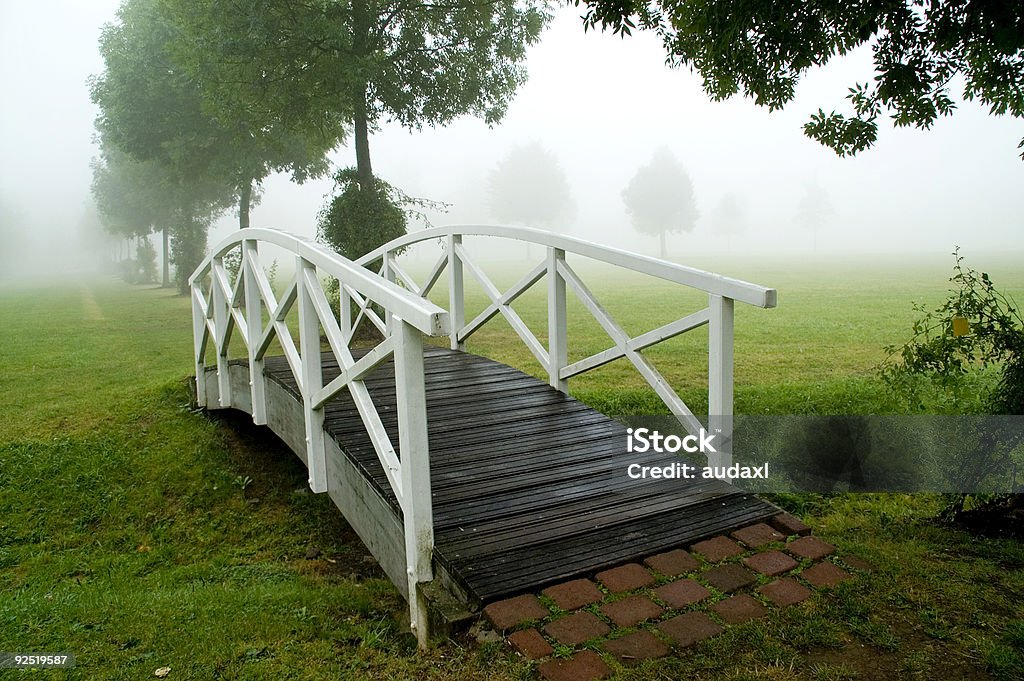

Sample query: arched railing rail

[189,227,448,644]
[357,224,777,468]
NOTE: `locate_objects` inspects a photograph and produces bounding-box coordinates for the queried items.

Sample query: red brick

[712,594,768,624]
[508,628,553,660]
[801,562,852,588]
[483,594,549,630]
[771,513,811,537]
[691,535,744,562]
[601,630,670,665]
[595,563,654,593]
[644,549,700,576]
[538,650,611,681]
[653,578,711,608]
[843,555,872,572]
[743,550,799,577]
[758,578,812,606]
[703,564,756,592]
[658,611,724,647]
[786,536,836,561]
[731,523,785,548]
[544,612,611,646]
[599,595,663,627]
[543,579,604,611]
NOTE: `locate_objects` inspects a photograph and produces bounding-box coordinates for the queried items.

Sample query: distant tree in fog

[488,142,575,235]
[712,193,746,249]
[621,148,698,258]
[795,182,834,250]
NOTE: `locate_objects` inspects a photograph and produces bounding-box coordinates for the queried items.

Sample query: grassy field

[1,253,1023,679]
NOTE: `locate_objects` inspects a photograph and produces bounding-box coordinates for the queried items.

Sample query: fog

[2,0,1022,281]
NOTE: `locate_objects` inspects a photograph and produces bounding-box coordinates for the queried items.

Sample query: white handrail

[190,227,446,647]
[356,223,778,470]
[357,224,777,308]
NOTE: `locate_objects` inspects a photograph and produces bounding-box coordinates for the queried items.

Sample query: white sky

[1,0,1022,271]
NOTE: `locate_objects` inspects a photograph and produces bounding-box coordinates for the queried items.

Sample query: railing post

[212,257,231,408]
[191,282,207,408]
[298,256,327,493]
[448,234,464,350]
[547,247,568,392]
[382,250,395,336]
[340,284,352,342]
[708,294,734,470]
[243,240,267,425]
[394,317,434,648]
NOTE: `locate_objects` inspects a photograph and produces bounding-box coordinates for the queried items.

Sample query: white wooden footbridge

[189,226,777,646]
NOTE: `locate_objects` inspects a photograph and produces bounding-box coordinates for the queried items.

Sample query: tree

[621,148,698,258]
[575,0,1024,159]
[488,142,575,230]
[164,0,550,238]
[711,192,746,249]
[795,182,834,250]
[91,0,239,291]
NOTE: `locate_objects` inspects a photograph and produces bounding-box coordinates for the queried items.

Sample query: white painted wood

[312,336,396,409]
[191,287,209,408]
[298,257,327,493]
[382,251,395,335]
[243,241,267,425]
[211,258,232,408]
[560,308,711,380]
[343,284,388,338]
[558,259,705,436]
[394,318,434,648]
[455,243,549,371]
[458,261,546,342]
[419,252,448,297]
[357,224,777,308]
[340,282,352,340]
[547,248,568,393]
[447,234,464,350]
[708,294,735,470]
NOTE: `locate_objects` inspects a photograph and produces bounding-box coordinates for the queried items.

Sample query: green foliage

[170,216,209,294]
[575,0,1024,159]
[317,167,443,262]
[136,238,157,284]
[881,249,1024,415]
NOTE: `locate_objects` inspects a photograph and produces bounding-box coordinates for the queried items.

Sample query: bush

[316,168,409,262]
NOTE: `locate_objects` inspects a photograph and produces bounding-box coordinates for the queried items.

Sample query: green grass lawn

[1,253,1023,680]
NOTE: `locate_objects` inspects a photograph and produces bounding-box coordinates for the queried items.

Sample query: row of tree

[90,0,549,291]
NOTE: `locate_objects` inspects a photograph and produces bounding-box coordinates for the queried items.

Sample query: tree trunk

[239,180,252,230]
[351,0,373,191]
[162,226,170,287]
[659,231,666,259]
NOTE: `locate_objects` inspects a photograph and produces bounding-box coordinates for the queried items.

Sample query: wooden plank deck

[257,346,778,607]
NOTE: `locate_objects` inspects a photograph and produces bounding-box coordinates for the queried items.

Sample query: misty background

[2,0,1022,280]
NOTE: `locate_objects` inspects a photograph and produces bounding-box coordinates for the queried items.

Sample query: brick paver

[771,513,811,537]
[601,630,670,665]
[538,650,611,681]
[731,523,785,548]
[758,578,811,606]
[703,564,757,592]
[600,595,663,627]
[658,611,724,647]
[544,612,611,646]
[508,628,553,659]
[787,536,836,561]
[595,563,655,593]
[801,562,852,588]
[484,594,549,630]
[653,578,711,608]
[690,535,744,561]
[712,594,768,624]
[543,579,604,611]
[743,550,799,576]
[644,549,700,576]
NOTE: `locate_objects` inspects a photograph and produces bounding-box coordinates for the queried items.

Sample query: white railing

[189,227,448,646]
[357,225,777,468]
